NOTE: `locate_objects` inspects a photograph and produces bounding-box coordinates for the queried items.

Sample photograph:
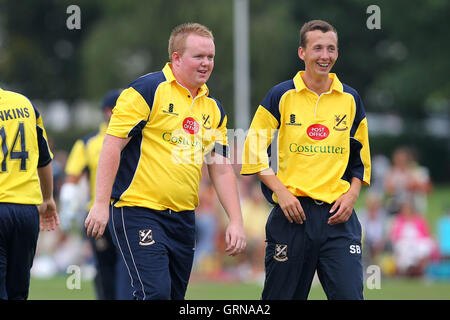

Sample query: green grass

[28,184,450,300]
[28,276,96,300]
[28,276,450,300]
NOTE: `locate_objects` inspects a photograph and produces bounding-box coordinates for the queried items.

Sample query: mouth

[317,62,330,69]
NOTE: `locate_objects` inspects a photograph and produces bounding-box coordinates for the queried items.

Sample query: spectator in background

[193,177,219,273]
[389,195,438,277]
[240,177,270,282]
[370,153,390,198]
[360,192,388,267]
[384,147,432,215]
[59,89,133,300]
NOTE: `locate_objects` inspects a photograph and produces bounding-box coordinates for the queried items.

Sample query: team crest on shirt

[163,103,179,116]
[139,229,155,246]
[333,114,348,131]
[202,113,212,129]
[274,244,288,262]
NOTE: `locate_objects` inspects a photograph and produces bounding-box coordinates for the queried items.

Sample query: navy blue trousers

[109,205,195,300]
[87,223,134,300]
[0,203,39,300]
[262,197,363,300]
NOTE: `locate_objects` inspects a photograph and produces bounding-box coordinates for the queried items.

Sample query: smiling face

[171,34,215,96]
[298,30,338,79]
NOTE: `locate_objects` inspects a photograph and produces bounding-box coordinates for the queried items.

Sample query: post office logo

[274,244,288,262]
[307,124,329,140]
[139,229,155,246]
[183,117,200,134]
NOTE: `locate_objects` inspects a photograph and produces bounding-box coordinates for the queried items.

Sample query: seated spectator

[360,192,388,267]
[384,147,432,215]
[389,196,438,277]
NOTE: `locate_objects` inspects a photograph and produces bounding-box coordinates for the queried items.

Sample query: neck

[170,64,199,98]
[302,72,332,95]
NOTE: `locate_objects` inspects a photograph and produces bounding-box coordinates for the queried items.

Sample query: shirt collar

[162,62,210,97]
[293,71,343,94]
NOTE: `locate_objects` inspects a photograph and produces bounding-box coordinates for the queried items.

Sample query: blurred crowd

[361,147,449,280]
[31,143,450,286]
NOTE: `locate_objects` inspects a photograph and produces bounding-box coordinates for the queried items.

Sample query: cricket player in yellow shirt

[241,20,371,300]
[0,88,58,299]
[85,23,246,300]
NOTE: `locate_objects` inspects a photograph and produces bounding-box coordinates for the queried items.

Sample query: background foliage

[0,0,449,180]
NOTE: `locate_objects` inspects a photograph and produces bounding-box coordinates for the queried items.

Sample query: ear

[298,46,305,61]
[171,52,181,66]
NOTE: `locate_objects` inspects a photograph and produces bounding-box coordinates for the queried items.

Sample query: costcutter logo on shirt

[183,117,200,134]
[307,124,329,140]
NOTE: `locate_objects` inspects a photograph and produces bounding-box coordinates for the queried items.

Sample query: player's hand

[38,198,59,231]
[225,221,246,256]
[85,203,110,240]
[275,187,306,224]
[328,190,358,225]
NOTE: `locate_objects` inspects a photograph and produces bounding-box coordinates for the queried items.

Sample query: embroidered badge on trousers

[139,229,155,246]
[274,244,288,262]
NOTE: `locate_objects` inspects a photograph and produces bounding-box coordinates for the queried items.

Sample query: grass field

[28,184,450,300]
[28,276,450,300]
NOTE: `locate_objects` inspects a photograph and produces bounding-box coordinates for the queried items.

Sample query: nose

[201,57,210,66]
[319,48,330,60]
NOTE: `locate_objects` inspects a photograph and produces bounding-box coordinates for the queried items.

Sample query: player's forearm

[256,168,288,195]
[94,134,128,206]
[208,162,243,225]
[348,177,362,198]
[37,162,54,201]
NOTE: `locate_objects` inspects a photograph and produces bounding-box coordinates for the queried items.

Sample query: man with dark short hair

[241,20,371,300]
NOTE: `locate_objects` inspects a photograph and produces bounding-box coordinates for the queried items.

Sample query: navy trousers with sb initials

[262,197,363,300]
[109,205,195,300]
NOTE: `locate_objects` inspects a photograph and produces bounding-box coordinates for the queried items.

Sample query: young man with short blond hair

[85,23,246,300]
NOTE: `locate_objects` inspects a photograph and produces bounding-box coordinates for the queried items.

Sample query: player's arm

[207,153,246,256]
[328,94,370,225]
[257,168,306,224]
[328,177,362,225]
[35,108,58,231]
[85,134,130,240]
[241,103,305,224]
[37,162,59,231]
